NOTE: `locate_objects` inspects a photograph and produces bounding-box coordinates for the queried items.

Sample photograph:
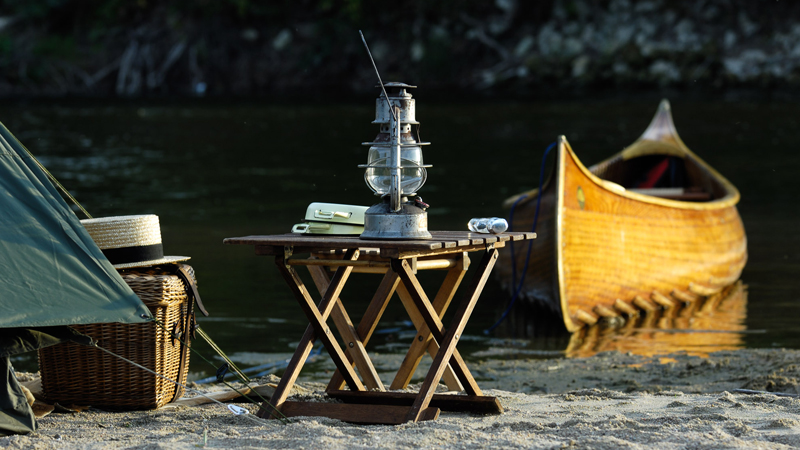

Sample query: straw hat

[81,215,190,269]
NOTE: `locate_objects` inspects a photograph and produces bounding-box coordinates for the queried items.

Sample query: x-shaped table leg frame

[261,246,500,424]
[259,248,366,417]
[308,253,470,393]
[392,247,499,422]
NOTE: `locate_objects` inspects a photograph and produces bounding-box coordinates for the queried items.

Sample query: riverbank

[1,1,800,98]
[4,348,799,449]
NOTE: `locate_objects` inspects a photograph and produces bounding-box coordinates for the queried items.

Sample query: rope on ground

[151,318,289,422]
[91,344,280,425]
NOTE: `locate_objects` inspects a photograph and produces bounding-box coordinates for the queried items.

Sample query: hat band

[102,243,164,265]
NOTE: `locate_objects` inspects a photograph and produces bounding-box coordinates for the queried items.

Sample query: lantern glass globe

[364,144,426,196]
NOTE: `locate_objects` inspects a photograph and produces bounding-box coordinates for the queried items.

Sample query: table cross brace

[307,264,387,391]
[393,247,499,422]
[390,253,470,391]
[392,260,481,396]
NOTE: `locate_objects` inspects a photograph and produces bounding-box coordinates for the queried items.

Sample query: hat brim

[112,256,191,270]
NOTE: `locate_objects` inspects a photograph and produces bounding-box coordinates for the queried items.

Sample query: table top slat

[223,231,534,253]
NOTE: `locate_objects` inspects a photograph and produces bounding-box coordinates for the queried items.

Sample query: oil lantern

[359,82,432,240]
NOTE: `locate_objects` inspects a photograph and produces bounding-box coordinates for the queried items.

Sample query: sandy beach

[2,348,799,449]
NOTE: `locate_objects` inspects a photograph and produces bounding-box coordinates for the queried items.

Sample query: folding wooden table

[223,231,535,424]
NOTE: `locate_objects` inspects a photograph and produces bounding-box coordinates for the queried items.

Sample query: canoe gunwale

[504,138,740,212]
[555,138,571,331]
[503,100,741,211]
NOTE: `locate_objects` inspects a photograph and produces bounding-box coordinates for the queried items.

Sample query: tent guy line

[91,343,287,424]
[150,318,289,422]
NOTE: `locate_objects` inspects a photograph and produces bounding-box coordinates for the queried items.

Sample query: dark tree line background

[1,0,799,98]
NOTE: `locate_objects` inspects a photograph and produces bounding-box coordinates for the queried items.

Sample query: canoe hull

[498,136,747,332]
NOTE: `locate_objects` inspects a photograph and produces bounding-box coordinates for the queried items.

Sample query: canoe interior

[590,153,726,202]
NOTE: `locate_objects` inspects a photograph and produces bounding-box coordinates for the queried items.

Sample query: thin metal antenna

[359,30,397,121]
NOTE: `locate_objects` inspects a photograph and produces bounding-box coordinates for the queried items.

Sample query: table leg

[262,324,317,418]
[263,250,364,418]
[394,248,499,422]
[325,270,400,391]
[390,253,469,390]
[392,260,482,396]
[307,265,385,391]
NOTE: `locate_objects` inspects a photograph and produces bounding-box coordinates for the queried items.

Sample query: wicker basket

[38,266,196,410]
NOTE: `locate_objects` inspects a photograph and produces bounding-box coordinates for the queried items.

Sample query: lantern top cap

[376,82,416,90]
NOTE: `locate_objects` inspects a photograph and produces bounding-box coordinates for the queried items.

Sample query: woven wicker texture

[38,266,195,410]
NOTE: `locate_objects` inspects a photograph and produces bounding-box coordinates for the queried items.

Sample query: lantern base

[360,200,431,240]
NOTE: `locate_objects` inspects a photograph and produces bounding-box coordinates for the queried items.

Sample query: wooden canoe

[497,100,747,332]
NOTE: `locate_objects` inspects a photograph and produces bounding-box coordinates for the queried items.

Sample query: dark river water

[4,96,799,380]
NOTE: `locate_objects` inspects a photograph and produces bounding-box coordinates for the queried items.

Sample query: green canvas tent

[0,121,151,435]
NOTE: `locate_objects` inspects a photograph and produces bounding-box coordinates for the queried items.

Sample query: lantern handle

[358,30,398,122]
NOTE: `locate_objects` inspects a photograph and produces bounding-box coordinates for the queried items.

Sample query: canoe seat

[627,187,711,201]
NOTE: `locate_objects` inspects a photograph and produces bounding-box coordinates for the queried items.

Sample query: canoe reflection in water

[565,281,748,358]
